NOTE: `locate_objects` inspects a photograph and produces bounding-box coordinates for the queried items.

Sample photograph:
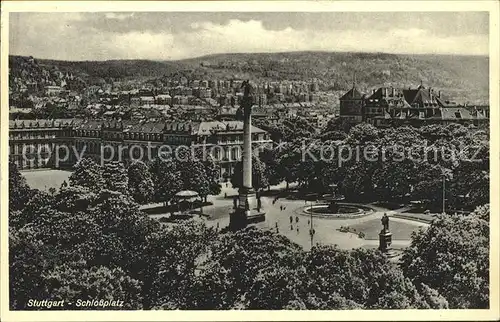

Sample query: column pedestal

[379,230,397,258]
[230,187,266,230]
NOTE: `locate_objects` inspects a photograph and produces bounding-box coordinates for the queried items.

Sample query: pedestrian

[284,206,287,211]
[296,227,299,234]
[290,224,293,231]
[289,216,293,224]
[224,192,227,198]
[308,219,310,225]
[295,216,299,223]
[280,205,283,211]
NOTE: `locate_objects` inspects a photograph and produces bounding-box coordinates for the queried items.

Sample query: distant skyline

[10,12,489,61]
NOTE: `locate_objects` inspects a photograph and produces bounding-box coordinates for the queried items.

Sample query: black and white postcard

[1,1,498,321]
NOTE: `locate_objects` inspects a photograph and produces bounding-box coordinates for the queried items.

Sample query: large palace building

[8,119,272,180]
[339,83,489,127]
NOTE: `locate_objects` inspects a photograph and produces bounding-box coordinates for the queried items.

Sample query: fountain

[301,183,374,219]
[325,183,344,213]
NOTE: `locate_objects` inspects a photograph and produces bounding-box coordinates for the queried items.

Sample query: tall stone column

[242,100,252,191]
[229,81,265,230]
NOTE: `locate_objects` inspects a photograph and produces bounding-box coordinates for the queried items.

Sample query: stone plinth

[379,229,397,258]
[230,187,265,230]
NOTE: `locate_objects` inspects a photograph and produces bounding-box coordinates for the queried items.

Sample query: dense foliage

[230,155,269,191]
[260,123,489,211]
[9,159,489,309]
[400,205,490,308]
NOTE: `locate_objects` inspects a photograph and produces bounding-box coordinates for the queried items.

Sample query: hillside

[9,51,489,103]
[173,51,489,103]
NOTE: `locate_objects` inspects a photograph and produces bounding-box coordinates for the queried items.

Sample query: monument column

[229,80,266,230]
[242,96,252,191]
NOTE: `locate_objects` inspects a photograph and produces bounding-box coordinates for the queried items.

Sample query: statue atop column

[242,80,253,98]
[241,80,254,112]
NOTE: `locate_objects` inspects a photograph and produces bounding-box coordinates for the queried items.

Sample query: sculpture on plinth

[379,213,396,257]
[381,213,390,232]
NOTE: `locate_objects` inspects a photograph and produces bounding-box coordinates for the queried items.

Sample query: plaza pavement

[197,183,428,251]
[23,170,425,252]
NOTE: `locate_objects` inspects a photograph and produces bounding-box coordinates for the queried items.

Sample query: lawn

[204,204,233,221]
[347,218,424,240]
[21,170,72,191]
[396,212,435,223]
[371,202,406,210]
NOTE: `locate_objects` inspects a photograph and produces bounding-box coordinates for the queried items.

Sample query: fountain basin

[302,203,374,219]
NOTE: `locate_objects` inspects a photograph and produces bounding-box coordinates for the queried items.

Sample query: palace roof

[340,86,363,100]
[9,118,268,136]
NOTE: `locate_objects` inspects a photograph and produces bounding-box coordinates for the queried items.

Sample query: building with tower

[339,82,489,127]
[339,82,364,123]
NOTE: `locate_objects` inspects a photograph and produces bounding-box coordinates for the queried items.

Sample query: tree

[102,161,129,194]
[193,227,303,309]
[341,159,377,201]
[69,158,104,192]
[9,178,155,310]
[449,138,489,209]
[372,159,417,201]
[128,161,155,204]
[300,246,430,309]
[400,205,489,308]
[149,158,183,206]
[43,264,143,310]
[10,226,55,309]
[9,161,34,211]
[204,156,222,197]
[320,117,353,137]
[319,130,348,141]
[146,222,217,309]
[182,159,210,200]
[412,163,450,207]
[259,148,283,187]
[231,155,269,191]
[345,123,379,145]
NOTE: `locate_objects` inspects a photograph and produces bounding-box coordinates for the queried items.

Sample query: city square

[5,7,492,314]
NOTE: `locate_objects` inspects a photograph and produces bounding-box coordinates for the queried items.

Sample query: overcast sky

[9,12,489,61]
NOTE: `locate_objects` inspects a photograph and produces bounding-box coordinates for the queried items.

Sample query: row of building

[339,83,489,127]
[8,119,272,180]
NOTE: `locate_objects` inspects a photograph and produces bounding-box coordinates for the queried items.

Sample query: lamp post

[442,174,446,215]
[310,199,314,248]
[306,193,315,249]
